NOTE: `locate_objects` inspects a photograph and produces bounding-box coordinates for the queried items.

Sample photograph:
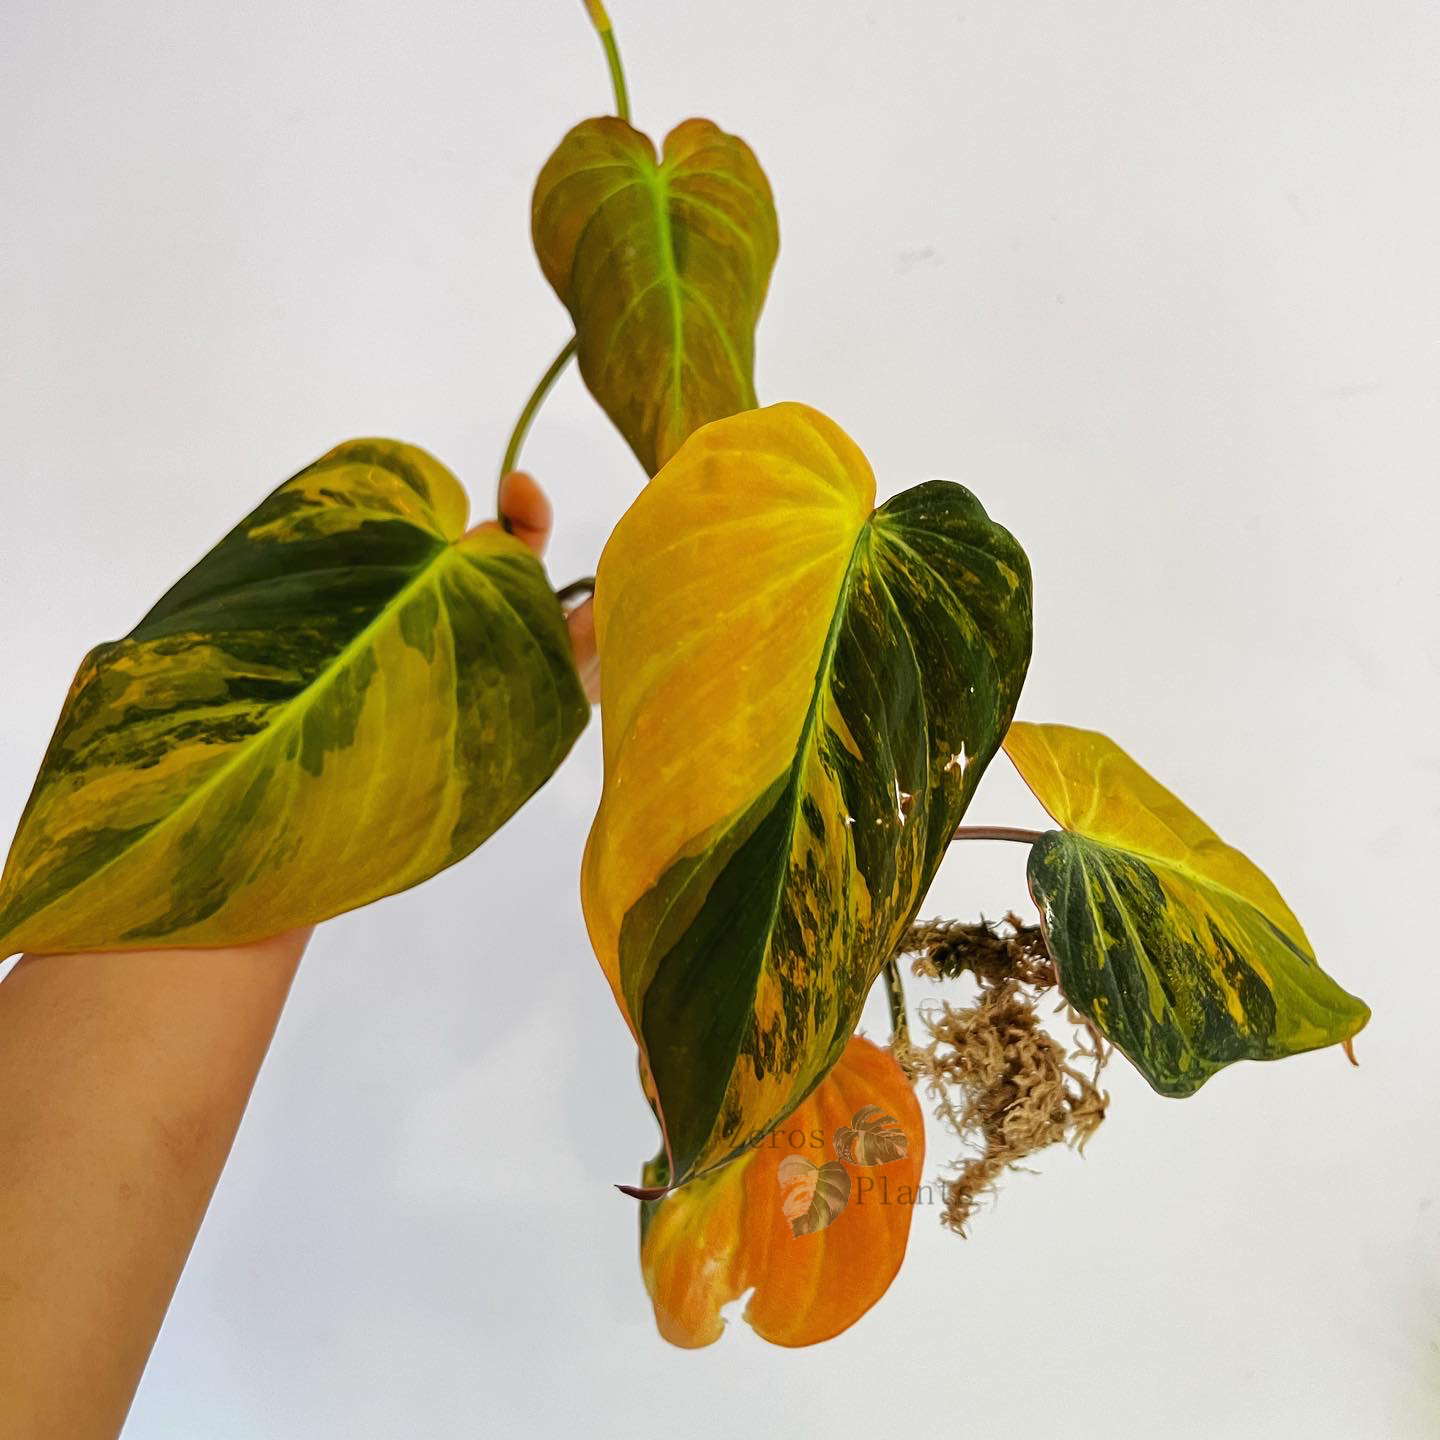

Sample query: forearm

[0,472,582,1437]
[0,931,307,1440]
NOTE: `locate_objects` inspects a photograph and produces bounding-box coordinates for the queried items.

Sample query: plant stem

[583,0,631,122]
[497,337,578,526]
[494,5,630,526]
[882,957,910,1052]
[950,825,1044,845]
[555,575,595,606]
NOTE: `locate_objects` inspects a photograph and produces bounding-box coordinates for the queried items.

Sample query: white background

[2,1,1438,1435]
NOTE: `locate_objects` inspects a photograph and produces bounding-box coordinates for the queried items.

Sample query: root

[901,912,1056,989]
[894,914,1110,1235]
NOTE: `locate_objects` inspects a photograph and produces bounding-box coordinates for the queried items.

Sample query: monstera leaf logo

[833,1105,910,1166]
[776,1156,852,1238]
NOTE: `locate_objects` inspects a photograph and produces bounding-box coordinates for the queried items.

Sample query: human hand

[487,470,600,704]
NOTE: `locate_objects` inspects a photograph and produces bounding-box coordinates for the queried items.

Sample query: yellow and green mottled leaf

[1004,722,1370,1096]
[532,115,778,475]
[0,439,589,957]
[582,402,1032,1185]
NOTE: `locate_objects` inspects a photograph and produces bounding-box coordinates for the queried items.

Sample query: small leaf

[0,440,589,956]
[640,1035,923,1348]
[532,116,778,475]
[1004,722,1370,1096]
[582,402,1032,1186]
[833,1104,909,1166]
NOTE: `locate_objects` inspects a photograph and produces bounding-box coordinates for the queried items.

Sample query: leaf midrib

[687,521,874,1157]
[639,162,684,443]
[640,156,759,454]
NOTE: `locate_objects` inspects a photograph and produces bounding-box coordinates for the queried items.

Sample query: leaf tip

[616,1181,670,1201]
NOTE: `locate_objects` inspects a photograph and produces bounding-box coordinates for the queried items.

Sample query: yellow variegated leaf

[1004,722,1370,1096]
[0,440,588,957]
[640,1035,923,1348]
[532,115,778,475]
[583,402,1032,1185]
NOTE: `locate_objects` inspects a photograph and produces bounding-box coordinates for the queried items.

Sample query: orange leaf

[639,1035,925,1348]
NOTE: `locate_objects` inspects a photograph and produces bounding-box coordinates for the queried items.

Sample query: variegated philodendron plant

[0,0,1368,1351]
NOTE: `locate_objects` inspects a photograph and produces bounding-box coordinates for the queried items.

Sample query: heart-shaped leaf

[0,439,589,956]
[776,1156,851,1237]
[640,1035,923,1348]
[582,402,1032,1185]
[1004,722,1370,1096]
[833,1104,909,1166]
[532,115,778,475]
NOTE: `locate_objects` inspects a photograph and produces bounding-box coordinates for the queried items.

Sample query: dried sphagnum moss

[894,914,1110,1235]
